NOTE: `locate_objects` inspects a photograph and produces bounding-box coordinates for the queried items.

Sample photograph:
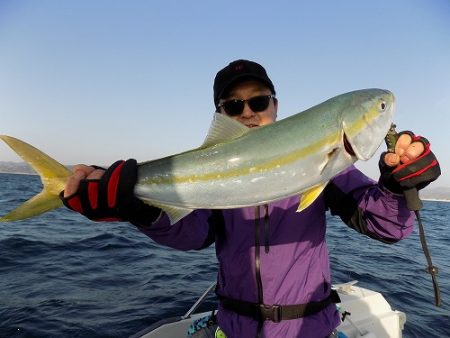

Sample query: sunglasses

[218,95,275,116]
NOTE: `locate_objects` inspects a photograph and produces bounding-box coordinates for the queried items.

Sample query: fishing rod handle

[404,187,422,211]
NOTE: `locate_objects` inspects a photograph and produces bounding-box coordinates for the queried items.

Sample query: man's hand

[380,131,440,194]
[60,160,160,224]
[64,164,105,197]
[383,132,424,167]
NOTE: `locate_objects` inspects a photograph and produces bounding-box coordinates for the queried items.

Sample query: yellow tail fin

[0,135,72,222]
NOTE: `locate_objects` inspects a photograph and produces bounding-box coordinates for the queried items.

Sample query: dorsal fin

[201,113,250,148]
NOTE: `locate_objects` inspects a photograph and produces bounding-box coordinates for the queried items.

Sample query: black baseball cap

[213,59,276,108]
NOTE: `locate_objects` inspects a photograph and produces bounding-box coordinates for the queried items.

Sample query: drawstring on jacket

[264,204,270,254]
[255,204,270,337]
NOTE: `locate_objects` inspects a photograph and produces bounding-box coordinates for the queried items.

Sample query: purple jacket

[138,166,415,338]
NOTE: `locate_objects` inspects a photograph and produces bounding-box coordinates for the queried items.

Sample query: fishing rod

[385,125,441,307]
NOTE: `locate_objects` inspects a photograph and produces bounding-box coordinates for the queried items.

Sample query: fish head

[341,89,395,161]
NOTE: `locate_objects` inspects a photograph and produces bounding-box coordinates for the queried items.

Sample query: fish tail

[0,135,72,222]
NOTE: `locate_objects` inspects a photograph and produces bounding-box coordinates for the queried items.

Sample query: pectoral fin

[297,182,328,212]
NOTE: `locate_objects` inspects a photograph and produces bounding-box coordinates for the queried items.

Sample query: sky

[1,0,449,187]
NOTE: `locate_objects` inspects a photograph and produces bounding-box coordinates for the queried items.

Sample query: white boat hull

[131,281,405,338]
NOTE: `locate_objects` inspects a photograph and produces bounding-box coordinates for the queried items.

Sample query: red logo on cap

[234,64,244,71]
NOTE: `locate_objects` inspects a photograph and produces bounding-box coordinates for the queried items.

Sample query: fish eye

[380,101,386,111]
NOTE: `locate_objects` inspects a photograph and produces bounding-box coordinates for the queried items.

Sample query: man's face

[218,80,278,128]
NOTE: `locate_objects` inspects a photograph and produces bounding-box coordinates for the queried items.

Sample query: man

[62,60,440,337]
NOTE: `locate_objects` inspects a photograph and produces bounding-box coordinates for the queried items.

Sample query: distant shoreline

[0,171,37,176]
[422,198,450,203]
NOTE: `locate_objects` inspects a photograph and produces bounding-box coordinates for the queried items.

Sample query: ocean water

[0,173,449,337]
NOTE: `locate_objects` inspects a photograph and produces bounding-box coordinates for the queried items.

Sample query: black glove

[379,132,441,194]
[60,159,160,225]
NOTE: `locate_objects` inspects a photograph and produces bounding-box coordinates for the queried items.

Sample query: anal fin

[144,201,194,225]
[297,182,328,212]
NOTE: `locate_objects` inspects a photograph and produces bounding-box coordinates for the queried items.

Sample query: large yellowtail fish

[1,89,395,224]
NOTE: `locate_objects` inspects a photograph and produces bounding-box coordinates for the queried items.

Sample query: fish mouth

[343,133,356,156]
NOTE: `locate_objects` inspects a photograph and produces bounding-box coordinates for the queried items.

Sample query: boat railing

[181,282,217,319]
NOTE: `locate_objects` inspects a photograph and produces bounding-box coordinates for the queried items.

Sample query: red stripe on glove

[108,161,125,208]
[393,144,431,173]
[88,182,99,209]
[397,160,439,182]
[67,196,83,214]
